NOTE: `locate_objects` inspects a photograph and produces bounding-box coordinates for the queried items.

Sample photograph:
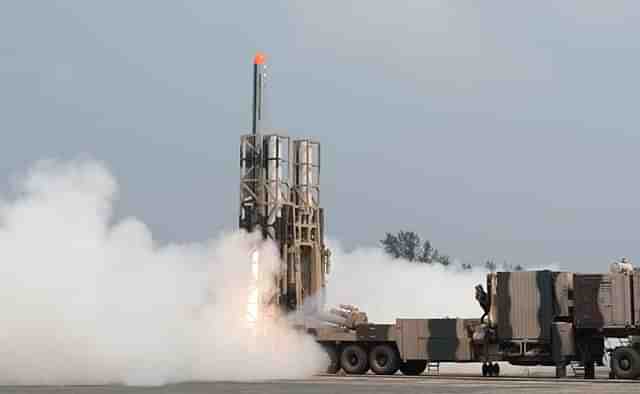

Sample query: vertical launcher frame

[240,133,329,314]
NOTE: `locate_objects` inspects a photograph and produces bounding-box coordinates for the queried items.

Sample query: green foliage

[483,260,526,272]
[437,254,451,266]
[381,233,402,259]
[381,231,525,271]
[397,231,421,262]
[380,231,449,266]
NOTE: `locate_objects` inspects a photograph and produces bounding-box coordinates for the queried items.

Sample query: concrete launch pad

[1,373,637,394]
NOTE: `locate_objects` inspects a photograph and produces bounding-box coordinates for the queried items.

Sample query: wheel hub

[619,357,631,371]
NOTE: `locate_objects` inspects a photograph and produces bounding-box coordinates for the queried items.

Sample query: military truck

[314,317,481,376]
[315,270,640,380]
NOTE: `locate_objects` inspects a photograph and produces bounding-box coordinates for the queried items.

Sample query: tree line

[380,230,523,271]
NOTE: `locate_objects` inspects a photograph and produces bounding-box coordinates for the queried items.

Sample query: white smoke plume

[0,159,325,385]
[325,241,487,323]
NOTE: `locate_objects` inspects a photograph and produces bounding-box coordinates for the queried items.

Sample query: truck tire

[369,344,400,375]
[324,345,340,374]
[340,344,369,375]
[611,347,640,380]
[399,360,427,376]
[584,361,595,379]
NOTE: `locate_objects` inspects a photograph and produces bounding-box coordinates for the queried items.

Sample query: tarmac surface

[0,374,638,394]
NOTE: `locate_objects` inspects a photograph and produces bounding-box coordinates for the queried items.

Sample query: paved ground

[0,374,638,394]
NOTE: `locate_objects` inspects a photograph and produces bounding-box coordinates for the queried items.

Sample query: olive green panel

[574,274,632,329]
[355,324,395,341]
[551,322,575,363]
[497,271,554,341]
[396,318,475,361]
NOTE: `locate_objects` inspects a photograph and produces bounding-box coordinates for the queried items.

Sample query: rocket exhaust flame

[246,249,260,325]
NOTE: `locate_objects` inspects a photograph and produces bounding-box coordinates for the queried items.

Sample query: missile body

[252,52,266,135]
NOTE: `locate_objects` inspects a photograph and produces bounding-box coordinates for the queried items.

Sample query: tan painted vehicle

[313,316,480,376]
[314,270,640,380]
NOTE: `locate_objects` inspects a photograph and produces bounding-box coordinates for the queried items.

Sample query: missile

[252,52,266,135]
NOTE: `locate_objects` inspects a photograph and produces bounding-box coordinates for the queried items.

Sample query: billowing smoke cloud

[0,159,325,385]
[325,241,487,323]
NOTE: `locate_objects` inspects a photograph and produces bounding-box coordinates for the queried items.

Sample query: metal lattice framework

[239,133,329,314]
[239,133,292,241]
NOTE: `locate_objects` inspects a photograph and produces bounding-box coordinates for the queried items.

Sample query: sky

[1,1,640,271]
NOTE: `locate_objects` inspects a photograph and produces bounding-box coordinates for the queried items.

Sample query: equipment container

[574,274,632,329]
[396,318,477,361]
[497,271,554,341]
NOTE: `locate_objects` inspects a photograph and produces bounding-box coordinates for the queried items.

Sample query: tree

[484,260,497,273]
[418,240,434,263]
[380,232,522,271]
[380,231,446,265]
[397,231,421,262]
[430,248,439,264]
[381,232,402,259]
[435,254,451,266]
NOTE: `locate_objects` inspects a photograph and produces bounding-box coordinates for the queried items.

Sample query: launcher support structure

[239,52,330,316]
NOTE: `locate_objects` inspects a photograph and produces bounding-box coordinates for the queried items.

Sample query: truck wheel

[369,344,400,375]
[611,347,640,380]
[584,362,595,379]
[399,360,427,376]
[481,363,488,377]
[340,344,369,375]
[491,363,500,377]
[324,345,340,374]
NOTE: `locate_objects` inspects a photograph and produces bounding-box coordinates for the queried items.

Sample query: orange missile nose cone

[254,52,266,65]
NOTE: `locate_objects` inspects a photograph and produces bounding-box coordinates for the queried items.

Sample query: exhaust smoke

[0,159,324,385]
[325,242,487,322]
[0,159,529,385]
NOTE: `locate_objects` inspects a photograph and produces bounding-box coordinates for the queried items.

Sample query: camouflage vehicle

[315,270,640,380]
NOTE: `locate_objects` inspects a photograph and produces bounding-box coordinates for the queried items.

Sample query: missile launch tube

[315,310,349,327]
[295,140,315,207]
[264,135,283,240]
